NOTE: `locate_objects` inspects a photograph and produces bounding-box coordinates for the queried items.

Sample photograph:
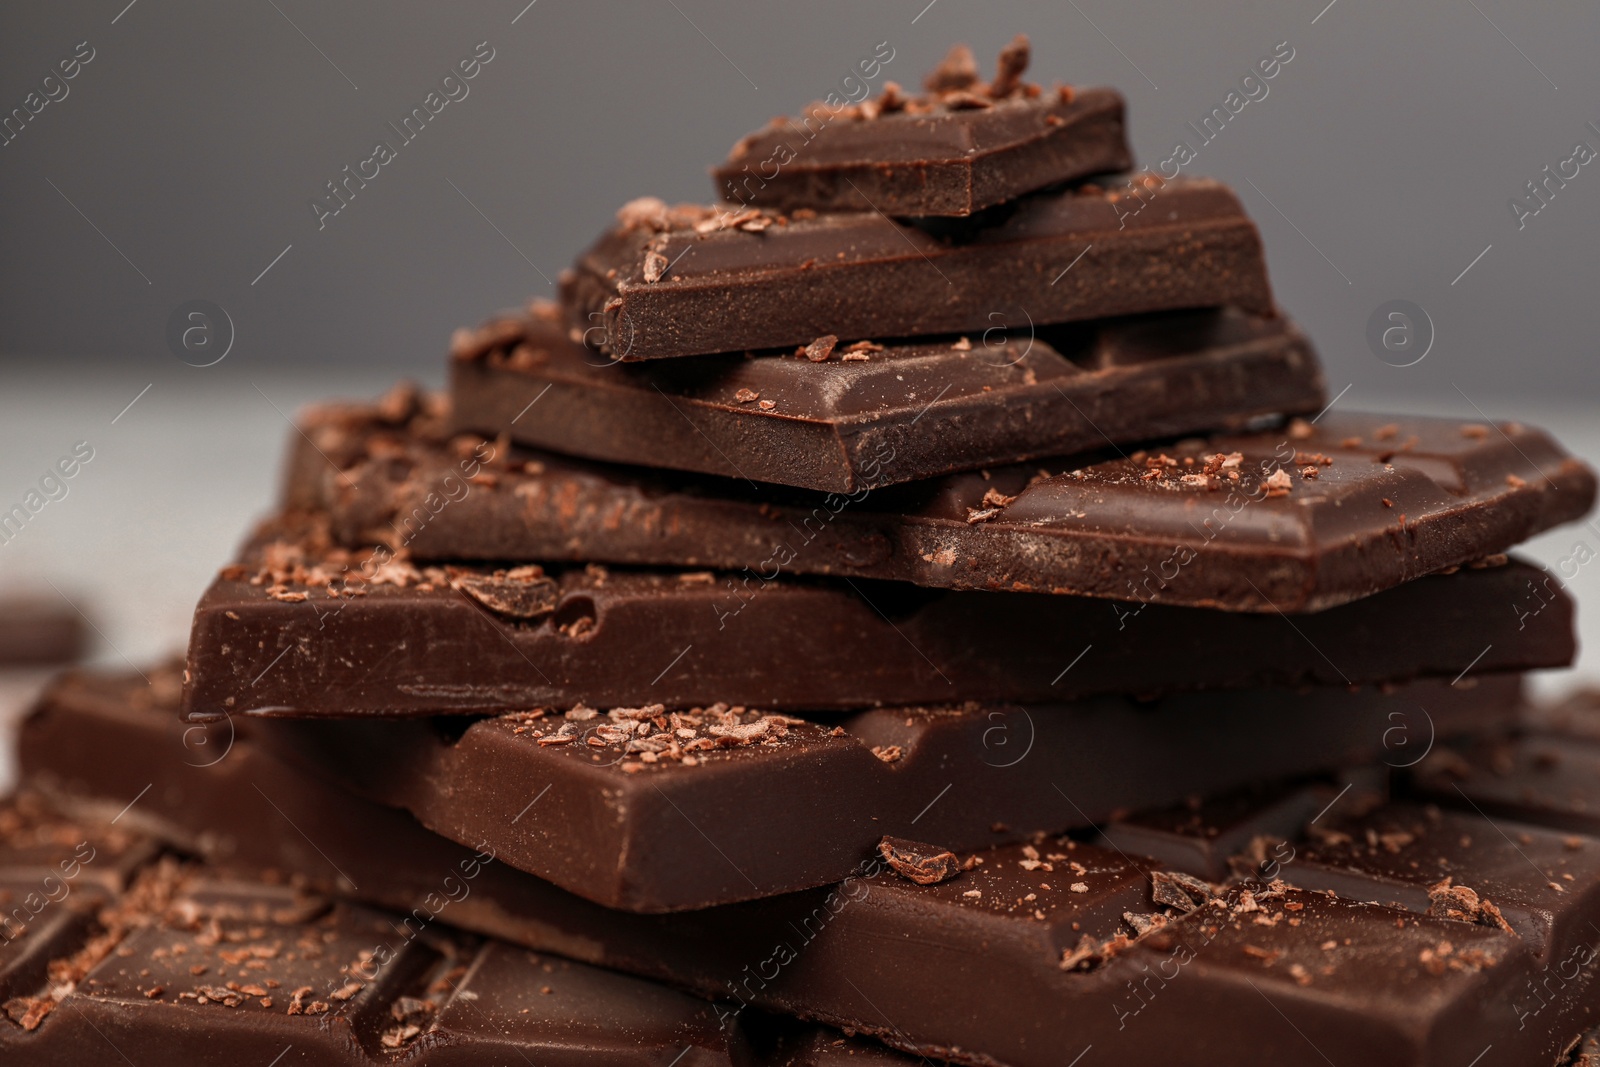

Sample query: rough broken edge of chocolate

[1149,869,1218,914]
[1426,878,1517,934]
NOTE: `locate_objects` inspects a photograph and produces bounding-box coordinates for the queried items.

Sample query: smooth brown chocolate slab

[179,511,1571,720]
[294,391,1593,613]
[23,674,1600,1067]
[447,302,1324,492]
[562,176,1274,360]
[714,40,1132,217]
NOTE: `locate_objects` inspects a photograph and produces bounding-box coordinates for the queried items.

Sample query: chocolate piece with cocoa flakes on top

[179,508,1570,720]
[24,664,1521,911]
[304,392,1594,614]
[0,798,747,1065]
[714,37,1132,217]
[448,301,1324,493]
[562,175,1273,360]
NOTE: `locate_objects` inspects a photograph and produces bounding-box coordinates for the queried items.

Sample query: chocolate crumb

[1150,870,1216,913]
[642,250,668,283]
[989,35,1031,98]
[878,836,961,885]
[924,43,979,93]
[734,389,759,404]
[452,566,559,620]
[802,335,838,362]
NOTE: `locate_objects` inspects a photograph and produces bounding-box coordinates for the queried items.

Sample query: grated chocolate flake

[878,836,962,885]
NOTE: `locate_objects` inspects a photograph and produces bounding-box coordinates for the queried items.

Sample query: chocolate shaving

[943,90,993,111]
[924,43,980,93]
[989,34,1030,98]
[452,566,560,620]
[879,836,961,885]
[802,335,838,363]
[1150,870,1216,914]
[1427,879,1516,933]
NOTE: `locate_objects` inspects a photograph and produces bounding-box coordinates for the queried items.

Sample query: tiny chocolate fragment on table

[0,597,84,666]
[180,513,1569,719]
[562,176,1274,359]
[448,302,1324,492]
[714,39,1131,216]
[303,395,1595,611]
[33,663,1522,910]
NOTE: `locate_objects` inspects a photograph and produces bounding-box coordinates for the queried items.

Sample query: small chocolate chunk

[452,567,560,620]
[879,836,961,885]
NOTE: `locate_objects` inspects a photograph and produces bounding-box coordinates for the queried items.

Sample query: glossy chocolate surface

[561,176,1274,359]
[179,512,1570,719]
[448,303,1324,492]
[297,392,1594,614]
[0,796,742,1065]
[713,40,1132,216]
[250,675,1519,910]
[23,674,1600,1067]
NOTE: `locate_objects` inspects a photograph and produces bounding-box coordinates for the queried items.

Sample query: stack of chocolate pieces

[6,40,1600,1066]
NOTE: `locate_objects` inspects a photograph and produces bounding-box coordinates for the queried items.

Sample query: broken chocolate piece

[450,304,1324,492]
[564,177,1273,360]
[182,515,1566,719]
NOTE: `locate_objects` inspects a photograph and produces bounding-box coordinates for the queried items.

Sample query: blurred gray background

[4,0,1599,393]
[1,1,1598,774]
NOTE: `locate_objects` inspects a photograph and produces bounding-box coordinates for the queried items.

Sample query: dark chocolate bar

[24,670,1600,1067]
[447,303,1325,492]
[0,799,744,1065]
[249,675,1520,910]
[300,393,1596,612]
[0,597,84,666]
[561,176,1274,360]
[180,513,1572,719]
[714,39,1132,217]
[49,665,1527,912]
